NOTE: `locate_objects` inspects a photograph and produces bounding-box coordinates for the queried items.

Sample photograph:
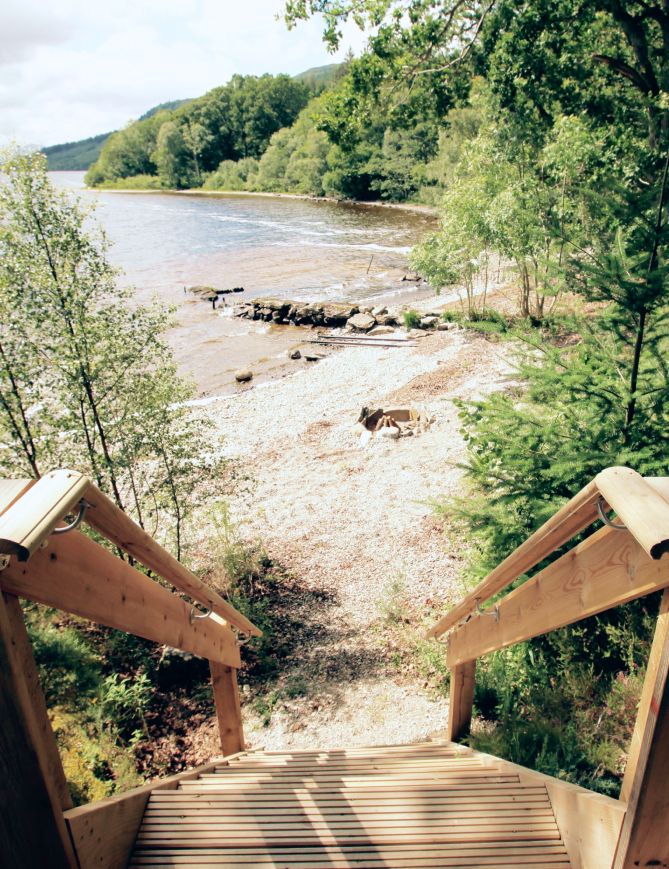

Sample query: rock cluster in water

[188,285,244,301]
[234,299,402,330]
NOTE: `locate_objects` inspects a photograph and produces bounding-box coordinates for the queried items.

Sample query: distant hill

[42,65,342,172]
[293,63,342,90]
[42,132,114,171]
[138,99,192,121]
[41,100,193,171]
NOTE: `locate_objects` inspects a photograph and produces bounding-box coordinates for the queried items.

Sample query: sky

[1,0,368,148]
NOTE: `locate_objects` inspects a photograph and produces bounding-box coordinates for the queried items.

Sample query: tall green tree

[0,150,229,558]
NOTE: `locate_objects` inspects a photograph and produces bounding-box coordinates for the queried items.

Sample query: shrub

[402,309,421,329]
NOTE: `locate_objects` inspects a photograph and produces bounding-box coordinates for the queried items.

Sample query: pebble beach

[193,296,513,751]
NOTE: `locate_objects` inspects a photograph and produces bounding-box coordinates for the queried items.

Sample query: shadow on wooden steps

[128,739,582,868]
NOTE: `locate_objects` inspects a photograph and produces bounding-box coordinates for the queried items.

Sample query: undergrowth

[425,296,669,796]
[23,499,294,806]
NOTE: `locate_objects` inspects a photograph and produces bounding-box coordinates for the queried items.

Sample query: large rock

[322,304,355,325]
[263,299,290,312]
[420,316,439,328]
[304,351,325,362]
[234,368,253,382]
[369,325,396,336]
[347,313,376,332]
[289,348,301,359]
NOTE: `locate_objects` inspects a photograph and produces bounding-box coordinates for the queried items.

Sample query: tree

[152,121,186,188]
[85,74,311,189]
[0,149,230,559]
[182,119,212,184]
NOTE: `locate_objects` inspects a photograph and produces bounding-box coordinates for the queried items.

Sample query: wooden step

[129,741,571,868]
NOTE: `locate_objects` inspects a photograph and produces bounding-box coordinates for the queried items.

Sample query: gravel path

[198,317,510,751]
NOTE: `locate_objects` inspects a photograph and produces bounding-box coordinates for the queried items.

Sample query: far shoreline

[79,182,439,217]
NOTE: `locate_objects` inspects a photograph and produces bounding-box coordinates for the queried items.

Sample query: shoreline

[81,183,439,216]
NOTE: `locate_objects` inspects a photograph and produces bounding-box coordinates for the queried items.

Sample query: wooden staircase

[129,740,571,867]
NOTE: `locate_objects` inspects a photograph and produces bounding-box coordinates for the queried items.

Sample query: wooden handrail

[446,522,669,666]
[596,467,669,560]
[0,470,90,560]
[425,479,602,639]
[0,470,260,638]
[1,530,242,668]
[81,483,261,637]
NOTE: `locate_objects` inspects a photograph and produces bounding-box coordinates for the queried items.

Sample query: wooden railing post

[613,587,669,869]
[0,592,78,869]
[209,662,245,756]
[447,659,476,742]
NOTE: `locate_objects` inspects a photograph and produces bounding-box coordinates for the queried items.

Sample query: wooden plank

[3,594,72,811]
[131,858,570,866]
[177,780,523,793]
[189,767,511,780]
[447,522,669,665]
[426,478,601,639]
[144,797,553,824]
[0,592,77,869]
[621,587,669,801]
[148,795,551,809]
[613,590,669,869]
[0,479,33,518]
[206,756,481,775]
[184,773,515,793]
[210,662,245,756]
[447,660,476,742]
[249,742,453,754]
[149,789,550,805]
[596,466,669,560]
[134,831,562,846]
[131,849,571,869]
[82,483,261,637]
[218,757,482,768]
[447,742,625,869]
[64,759,230,869]
[130,851,571,868]
[131,841,568,857]
[0,469,90,560]
[0,529,241,668]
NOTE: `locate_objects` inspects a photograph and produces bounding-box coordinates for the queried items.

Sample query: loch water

[50,172,437,395]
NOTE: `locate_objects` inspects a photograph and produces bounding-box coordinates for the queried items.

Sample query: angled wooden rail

[0,472,257,869]
[428,467,669,869]
[0,470,260,637]
[427,468,669,642]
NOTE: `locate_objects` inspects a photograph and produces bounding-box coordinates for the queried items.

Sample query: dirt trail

[196,321,510,752]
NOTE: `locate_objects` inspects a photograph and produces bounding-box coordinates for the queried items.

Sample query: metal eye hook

[434,631,450,647]
[53,499,91,534]
[475,598,500,623]
[190,603,213,626]
[596,498,628,531]
[235,629,251,646]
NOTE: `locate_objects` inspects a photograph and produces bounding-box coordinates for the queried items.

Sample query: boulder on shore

[234,368,253,382]
[420,316,439,328]
[347,313,376,332]
[368,325,396,336]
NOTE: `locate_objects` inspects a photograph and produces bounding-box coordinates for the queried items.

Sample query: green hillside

[138,99,192,121]
[42,132,113,171]
[42,66,339,172]
[292,63,342,91]
[41,100,193,171]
